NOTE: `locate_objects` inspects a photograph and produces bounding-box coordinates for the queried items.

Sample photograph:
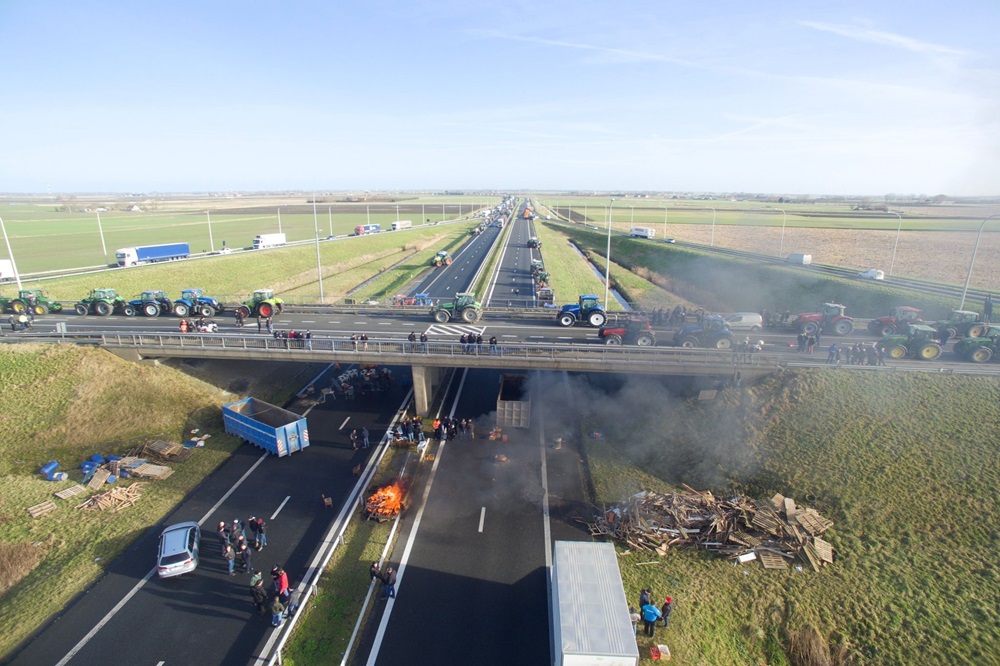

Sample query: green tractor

[876,324,944,360]
[235,289,284,319]
[431,292,482,323]
[431,251,452,267]
[933,310,988,340]
[0,289,63,315]
[74,288,128,316]
[953,326,1000,363]
[527,236,541,248]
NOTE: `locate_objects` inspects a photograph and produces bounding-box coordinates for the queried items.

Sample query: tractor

[537,287,555,306]
[792,303,854,336]
[876,324,944,360]
[431,251,452,267]
[867,306,924,336]
[0,289,63,315]
[173,289,225,318]
[431,292,482,323]
[533,270,550,287]
[598,318,656,346]
[932,310,987,340]
[527,236,541,248]
[125,290,173,317]
[954,326,1000,363]
[74,288,128,316]
[235,289,284,319]
[673,315,734,349]
[557,295,607,327]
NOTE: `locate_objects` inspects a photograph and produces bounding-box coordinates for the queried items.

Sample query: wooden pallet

[813,537,835,563]
[131,463,173,480]
[758,551,789,570]
[28,500,57,518]
[796,509,834,535]
[54,484,87,500]
[87,468,111,489]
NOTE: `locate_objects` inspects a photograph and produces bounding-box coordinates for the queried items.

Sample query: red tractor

[792,303,854,336]
[868,306,924,336]
[597,318,656,346]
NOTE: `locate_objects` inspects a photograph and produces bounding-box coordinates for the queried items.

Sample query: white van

[857,268,885,280]
[722,312,764,332]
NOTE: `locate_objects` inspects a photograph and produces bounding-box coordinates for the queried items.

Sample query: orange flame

[366,481,405,517]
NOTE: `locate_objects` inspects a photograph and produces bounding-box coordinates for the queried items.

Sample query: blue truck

[115,243,190,267]
[222,398,309,457]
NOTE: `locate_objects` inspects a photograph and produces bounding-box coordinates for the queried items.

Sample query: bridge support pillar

[411,365,441,416]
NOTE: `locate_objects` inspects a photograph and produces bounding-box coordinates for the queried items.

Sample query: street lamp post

[771,207,787,257]
[395,205,400,223]
[96,211,108,264]
[605,198,616,310]
[0,216,22,291]
[960,212,1000,310]
[277,207,282,234]
[206,211,215,252]
[328,207,333,237]
[663,206,668,239]
[313,196,324,303]
[888,212,903,277]
[367,205,371,226]
[707,206,717,247]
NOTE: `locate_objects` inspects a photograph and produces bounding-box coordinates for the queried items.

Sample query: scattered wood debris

[76,483,146,512]
[143,440,194,463]
[87,468,111,490]
[28,500,57,519]
[581,486,835,572]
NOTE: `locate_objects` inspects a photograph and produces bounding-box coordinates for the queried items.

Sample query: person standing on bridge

[476,333,483,354]
[420,331,428,352]
[489,335,497,354]
[380,566,397,599]
[407,331,416,352]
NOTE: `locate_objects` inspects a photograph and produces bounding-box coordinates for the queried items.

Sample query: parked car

[858,268,885,280]
[722,312,764,332]
[157,521,200,578]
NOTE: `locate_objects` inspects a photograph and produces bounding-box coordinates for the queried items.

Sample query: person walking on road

[255,517,267,550]
[270,594,286,627]
[641,602,662,637]
[223,544,236,576]
[351,429,359,451]
[247,516,259,549]
[232,519,246,542]
[362,426,370,449]
[381,566,397,599]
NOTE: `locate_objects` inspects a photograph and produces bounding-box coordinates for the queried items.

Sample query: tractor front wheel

[275,303,284,314]
[970,346,994,363]
[968,324,987,338]
[95,301,113,317]
[918,342,942,360]
[603,334,623,345]
[74,304,89,316]
[944,327,958,340]
[199,305,216,317]
[33,304,47,315]
[173,303,190,317]
[636,334,655,346]
[715,337,733,350]
[680,337,699,348]
[889,344,908,359]
[878,324,896,336]
[558,314,575,327]
[143,302,160,317]
[433,310,450,323]
[123,305,136,317]
[800,322,820,335]
[258,303,274,317]
[588,311,606,327]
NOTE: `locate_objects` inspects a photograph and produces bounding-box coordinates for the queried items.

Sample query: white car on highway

[857,268,885,280]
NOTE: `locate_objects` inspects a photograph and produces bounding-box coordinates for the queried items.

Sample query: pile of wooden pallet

[143,439,194,463]
[76,482,146,512]
[581,486,835,571]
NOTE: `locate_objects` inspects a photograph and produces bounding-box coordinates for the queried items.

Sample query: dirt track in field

[668,226,1000,293]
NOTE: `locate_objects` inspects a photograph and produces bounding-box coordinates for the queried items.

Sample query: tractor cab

[891,306,922,321]
[537,288,555,305]
[579,295,600,311]
[454,293,478,309]
[94,288,119,300]
[142,290,169,301]
[181,288,203,301]
[253,289,275,302]
[822,303,847,322]
[704,317,727,333]
[949,310,979,324]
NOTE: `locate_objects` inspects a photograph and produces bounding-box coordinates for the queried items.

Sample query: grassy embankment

[0,344,313,658]
[581,370,1000,665]
[19,222,477,305]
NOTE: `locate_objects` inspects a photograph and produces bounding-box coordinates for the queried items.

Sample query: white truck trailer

[552,541,639,666]
[629,227,655,239]
[253,233,287,250]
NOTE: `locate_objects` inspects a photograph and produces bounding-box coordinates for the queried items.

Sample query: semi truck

[252,233,287,250]
[391,220,412,231]
[354,224,381,235]
[629,227,656,239]
[496,374,530,428]
[222,397,309,457]
[115,243,190,267]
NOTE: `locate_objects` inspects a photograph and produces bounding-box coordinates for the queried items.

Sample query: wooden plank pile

[582,486,835,571]
[28,500,57,519]
[76,483,146,512]
[143,439,194,463]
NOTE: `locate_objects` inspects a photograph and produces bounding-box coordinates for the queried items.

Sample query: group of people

[369,561,397,600]
[406,331,430,352]
[390,416,426,443]
[431,416,474,441]
[273,329,312,348]
[179,317,218,333]
[795,331,821,353]
[644,305,694,328]
[350,426,371,450]
[249,564,298,627]
[350,333,370,350]
[631,588,674,638]
[218,517,269,577]
[455,333,499,355]
[828,342,886,366]
[7,313,33,332]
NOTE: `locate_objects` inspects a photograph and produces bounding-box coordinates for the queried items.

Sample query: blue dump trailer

[222,397,309,457]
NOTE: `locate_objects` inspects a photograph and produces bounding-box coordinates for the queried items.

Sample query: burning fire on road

[365,481,406,521]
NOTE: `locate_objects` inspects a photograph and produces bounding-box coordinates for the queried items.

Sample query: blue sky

[1,1,997,195]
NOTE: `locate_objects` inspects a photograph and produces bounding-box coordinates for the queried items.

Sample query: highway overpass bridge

[38,332,779,414]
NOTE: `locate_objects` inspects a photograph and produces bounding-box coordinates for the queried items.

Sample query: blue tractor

[172,289,225,318]
[126,290,173,317]
[673,315,734,349]
[557,294,607,327]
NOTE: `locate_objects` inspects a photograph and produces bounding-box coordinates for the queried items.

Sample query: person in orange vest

[179,319,188,333]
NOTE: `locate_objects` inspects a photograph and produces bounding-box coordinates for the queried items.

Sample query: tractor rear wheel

[636,334,654,346]
[968,323,987,338]
[603,334,623,345]
[258,303,274,317]
[944,327,958,340]
[833,319,854,335]
[95,301,113,317]
[680,337,699,348]
[970,346,994,363]
[143,302,160,317]
[173,303,190,317]
[461,308,479,323]
[558,313,575,327]
[878,324,896,336]
[33,304,47,315]
[433,310,450,323]
[918,342,942,360]
[200,305,216,317]
[715,337,733,350]
[74,304,89,316]
[10,300,27,314]
[123,305,136,317]
[800,321,819,335]
[889,344,907,359]
[588,311,606,327]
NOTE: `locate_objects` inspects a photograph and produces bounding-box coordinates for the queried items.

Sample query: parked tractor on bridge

[74,288,128,316]
[953,326,1000,363]
[431,251,453,267]
[557,295,607,328]
[235,289,284,319]
[126,290,173,317]
[792,303,854,336]
[673,315,734,349]
[598,318,656,346]
[173,289,224,318]
[932,310,987,340]
[431,292,482,323]
[0,289,63,315]
[876,324,944,360]
[527,236,541,248]
[867,306,924,336]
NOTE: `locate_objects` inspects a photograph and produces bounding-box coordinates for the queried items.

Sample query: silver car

[157,521,200,578]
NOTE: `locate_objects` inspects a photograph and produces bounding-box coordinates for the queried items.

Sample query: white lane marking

[501,334,518,338]
[328,321,341,324]
[56,453,270,666]
[300,320,315,323]
[528,335,544,338]
[378,322,392,325]
[556,336,573,340]
[478,507,486,533]
[339,417,351,429]
[271,496,292,520]
[157,662,165,666]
